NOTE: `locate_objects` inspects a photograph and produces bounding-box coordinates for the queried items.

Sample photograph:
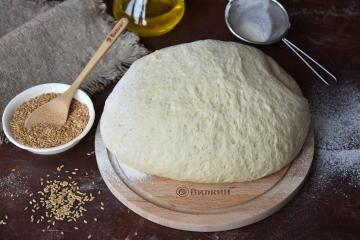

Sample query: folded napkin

[0,0,149,144]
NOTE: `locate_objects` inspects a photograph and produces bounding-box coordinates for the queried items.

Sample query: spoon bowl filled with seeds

[2,83,95,155]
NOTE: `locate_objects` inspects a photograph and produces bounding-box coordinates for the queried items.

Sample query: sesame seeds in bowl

[2,83,95,155]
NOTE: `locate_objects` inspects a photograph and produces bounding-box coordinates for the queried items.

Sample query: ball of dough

[100,40,310,183]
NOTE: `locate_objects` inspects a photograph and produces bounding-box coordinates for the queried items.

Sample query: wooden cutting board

[95,125,314,232]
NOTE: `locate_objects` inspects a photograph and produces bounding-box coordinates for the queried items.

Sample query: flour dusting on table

[0,172,29,198]
[308,80,360,190]
[309,80,360,150]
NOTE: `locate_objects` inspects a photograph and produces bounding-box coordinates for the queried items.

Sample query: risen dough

[100,40,310,183]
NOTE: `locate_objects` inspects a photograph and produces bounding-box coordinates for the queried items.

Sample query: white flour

[227,0,291,43]
[308,80,360,190]
[309,81,360,150]
[118,159,149,181]
[0,172,29,198]
[229,0,273,42]
[314,149,360,191]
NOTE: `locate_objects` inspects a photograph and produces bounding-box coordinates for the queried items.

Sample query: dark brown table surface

[1,0,359,239]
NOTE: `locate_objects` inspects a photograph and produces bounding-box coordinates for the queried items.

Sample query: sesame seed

[57,165,64,172]
[11,169,16,172]
[61,231,64,235]
[25,174,95,228]
[88,234,92,239]
[9,93,89,148]
[93,218,97,222]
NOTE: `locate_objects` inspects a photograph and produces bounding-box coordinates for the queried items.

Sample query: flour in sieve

[229,0,273,42]
[228,0,291,43]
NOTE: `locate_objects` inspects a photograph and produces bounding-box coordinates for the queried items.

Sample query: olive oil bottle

[113,0,185,37]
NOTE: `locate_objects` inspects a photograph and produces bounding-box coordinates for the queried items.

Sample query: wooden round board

[95,124,314,232]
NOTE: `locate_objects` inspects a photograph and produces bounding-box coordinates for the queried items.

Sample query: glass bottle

[113,0,185,37]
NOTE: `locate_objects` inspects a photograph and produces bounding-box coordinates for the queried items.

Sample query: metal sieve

[225,0,337,86]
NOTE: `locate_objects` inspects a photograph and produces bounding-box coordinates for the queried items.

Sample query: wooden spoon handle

[64,18,129,99]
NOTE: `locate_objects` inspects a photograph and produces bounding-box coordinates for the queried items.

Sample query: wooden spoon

[24,18,129,129]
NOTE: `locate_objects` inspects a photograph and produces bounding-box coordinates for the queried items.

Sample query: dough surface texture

[100,40,310,183]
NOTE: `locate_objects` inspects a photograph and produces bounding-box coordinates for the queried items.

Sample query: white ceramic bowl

[2,83,95,155]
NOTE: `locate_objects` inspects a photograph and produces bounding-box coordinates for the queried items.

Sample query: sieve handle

[282,38,337,86]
